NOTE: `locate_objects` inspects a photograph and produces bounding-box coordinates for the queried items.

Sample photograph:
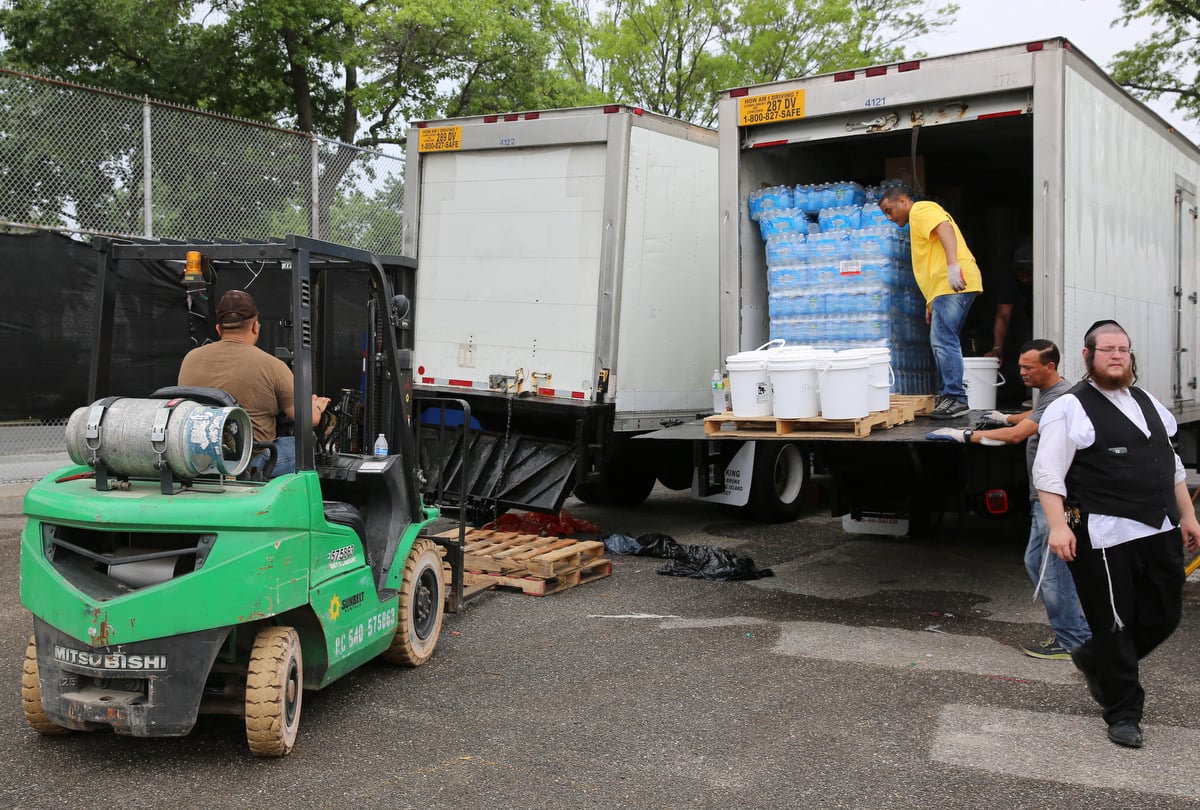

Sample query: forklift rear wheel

[382,539,445,667]
[21,635,68,735]
[245,626,303,757]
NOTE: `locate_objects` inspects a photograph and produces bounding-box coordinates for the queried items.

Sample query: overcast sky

[909,0,1199,141]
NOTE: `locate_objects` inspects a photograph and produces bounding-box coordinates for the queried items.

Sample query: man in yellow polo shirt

[879,184,984,418]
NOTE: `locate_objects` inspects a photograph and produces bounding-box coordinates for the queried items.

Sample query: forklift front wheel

[382,539,445,667]
[21,635,69,736]
[245,626,303,757]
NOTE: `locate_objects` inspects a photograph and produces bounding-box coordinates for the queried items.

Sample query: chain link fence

[0,68,407,483]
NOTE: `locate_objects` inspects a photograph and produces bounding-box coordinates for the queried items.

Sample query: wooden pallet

[704,394,936,438]
[434,528,610,596]
[462,557,612,596]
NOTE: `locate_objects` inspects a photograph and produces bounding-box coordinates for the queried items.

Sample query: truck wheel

[245,626,303,757]
[382,539,445,667]
[21,635,68,736]
[746,441,809,523]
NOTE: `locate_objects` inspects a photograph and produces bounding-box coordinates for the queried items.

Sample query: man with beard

[1033,320,1200,748]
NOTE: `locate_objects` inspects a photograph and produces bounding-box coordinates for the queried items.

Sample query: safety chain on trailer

[492,385,515,526]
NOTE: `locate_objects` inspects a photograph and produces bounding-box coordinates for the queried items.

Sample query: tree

[1109,0,1200,122]
[568,0,958,126]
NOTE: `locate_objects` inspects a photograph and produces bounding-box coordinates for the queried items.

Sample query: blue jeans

[249,436,297,479]
[1025,500,1092,651]
[929,292,977,401]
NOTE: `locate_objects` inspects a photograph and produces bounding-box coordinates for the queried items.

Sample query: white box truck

[401,105,719,517]
[689,38,1200,529]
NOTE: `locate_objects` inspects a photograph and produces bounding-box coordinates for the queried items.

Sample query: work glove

[976,410,1009,429]
[947,262,966,292]
[925,428,966,443]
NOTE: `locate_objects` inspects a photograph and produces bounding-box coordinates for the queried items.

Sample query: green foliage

[1109,0,1200,122]
[0,0,959,247]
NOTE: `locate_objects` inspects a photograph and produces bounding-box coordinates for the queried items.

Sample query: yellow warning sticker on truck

[417,126,463,153]
[738,90,805,127]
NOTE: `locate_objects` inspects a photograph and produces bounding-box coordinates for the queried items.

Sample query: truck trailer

[401,105,719,518]
[687,37,1200,528]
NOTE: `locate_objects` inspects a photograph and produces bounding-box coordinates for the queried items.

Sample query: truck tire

[382,539,445,667]
[21,635,68,736]
[746,441,809,523]
[245,626,303,757]
[572,441,657,506]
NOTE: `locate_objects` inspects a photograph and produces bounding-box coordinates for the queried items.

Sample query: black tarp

[0,232,371,420]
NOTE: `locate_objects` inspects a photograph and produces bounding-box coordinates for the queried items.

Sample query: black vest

[1064,382,1180,527]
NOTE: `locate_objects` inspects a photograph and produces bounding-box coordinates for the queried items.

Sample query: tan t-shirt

[178,339,295,444]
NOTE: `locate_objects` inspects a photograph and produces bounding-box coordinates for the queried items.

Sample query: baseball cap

[216,290,258,327]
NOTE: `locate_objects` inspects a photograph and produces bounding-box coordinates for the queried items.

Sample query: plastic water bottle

[712,369,726,413]
[373,433,389,458]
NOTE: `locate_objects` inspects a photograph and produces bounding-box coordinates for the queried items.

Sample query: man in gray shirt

[927,339,1090,658]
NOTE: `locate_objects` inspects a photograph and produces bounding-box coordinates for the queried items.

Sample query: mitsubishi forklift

[19,235,466,756]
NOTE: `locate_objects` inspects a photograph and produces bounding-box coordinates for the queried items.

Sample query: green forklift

[19,236,467,756]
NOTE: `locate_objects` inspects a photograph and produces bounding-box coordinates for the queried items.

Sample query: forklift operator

[178,289,331,478]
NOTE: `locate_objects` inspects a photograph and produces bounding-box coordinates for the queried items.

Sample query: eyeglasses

[1093,346,1131,355]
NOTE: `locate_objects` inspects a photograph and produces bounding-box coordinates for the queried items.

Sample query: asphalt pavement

[1,480,1198,809]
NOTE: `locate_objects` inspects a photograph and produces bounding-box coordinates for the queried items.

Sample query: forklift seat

[322,501,367,548]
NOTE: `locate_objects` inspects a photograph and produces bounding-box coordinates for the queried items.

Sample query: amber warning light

[183,251,205,284]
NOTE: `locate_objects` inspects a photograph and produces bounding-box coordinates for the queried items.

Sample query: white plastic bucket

[865,348,893,412]
[768,348,819,419]
[962,356,1005,411]
[726,340,785,417]
[818,353,871,419]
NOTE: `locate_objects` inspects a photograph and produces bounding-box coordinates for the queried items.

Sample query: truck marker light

[865,66,887,78]
[834,71,855,82]
[603,105,621,113]
[729,88,749,98]
[504,113,519,122]
[632,107,644,116]
[417,365,425,375]
[985,489,1009,515]
[524,112,540,120]
[414,121,428,128]
[484,115,499,123]
[1027,42,1045,52]
[898,61,920,72]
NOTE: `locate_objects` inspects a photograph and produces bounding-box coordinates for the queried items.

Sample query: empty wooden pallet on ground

[433,528,611,596]
[703,394,937,438]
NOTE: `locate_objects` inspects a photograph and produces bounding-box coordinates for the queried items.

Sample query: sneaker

[929,397,970,419]
[1021,636,1071,660]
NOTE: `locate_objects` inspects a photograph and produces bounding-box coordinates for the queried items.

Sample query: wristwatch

[963,429,974,442]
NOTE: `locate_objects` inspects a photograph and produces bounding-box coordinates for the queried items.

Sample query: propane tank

[65,397,253,480]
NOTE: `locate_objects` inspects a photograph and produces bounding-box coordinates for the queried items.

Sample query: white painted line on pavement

[933,703,1200,798]
[769,620,1081,685]
[588,613,680,619]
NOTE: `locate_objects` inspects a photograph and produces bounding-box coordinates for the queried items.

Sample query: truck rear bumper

[33,619,229,737]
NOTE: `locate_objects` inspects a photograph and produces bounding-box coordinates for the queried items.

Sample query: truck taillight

[729,88,749,98]
[985,489,1009,515]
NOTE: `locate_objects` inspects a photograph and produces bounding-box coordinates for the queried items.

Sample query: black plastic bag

[635,533,773,581]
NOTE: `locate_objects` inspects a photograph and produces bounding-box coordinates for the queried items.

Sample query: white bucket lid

[726,351,769,370]
[822,356,870,370]
[768,353,818,370]
[833,348,875,361]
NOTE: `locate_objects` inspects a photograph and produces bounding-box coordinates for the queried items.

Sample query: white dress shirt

[1033,382,1184,549]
